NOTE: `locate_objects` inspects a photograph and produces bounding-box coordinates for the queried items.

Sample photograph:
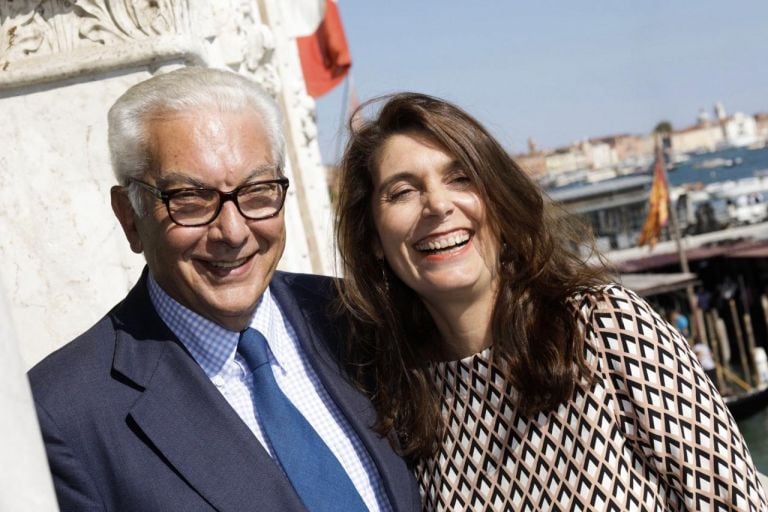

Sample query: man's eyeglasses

[129,177,290,227]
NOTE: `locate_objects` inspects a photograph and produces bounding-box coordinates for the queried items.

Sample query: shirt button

[212,376,225,387]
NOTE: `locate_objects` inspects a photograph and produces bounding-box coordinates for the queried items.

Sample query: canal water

[667,145,768,187]
[739,407,768,475]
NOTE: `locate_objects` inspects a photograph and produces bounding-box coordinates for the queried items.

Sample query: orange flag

[637,145,670,248]
[297,0,351,98]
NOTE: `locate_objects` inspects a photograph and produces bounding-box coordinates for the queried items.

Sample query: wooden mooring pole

[705,310,726,391]
[729,298,754,386]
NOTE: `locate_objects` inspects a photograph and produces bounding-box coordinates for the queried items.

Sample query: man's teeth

[208,258,248,269]
[416,233,470,251]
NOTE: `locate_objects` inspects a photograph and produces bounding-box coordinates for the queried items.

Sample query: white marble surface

[0,73,149,367]
[0,279,58,511]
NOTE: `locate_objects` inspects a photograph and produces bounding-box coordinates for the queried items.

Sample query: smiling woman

[370,132,500,358]
[334,92,768,511]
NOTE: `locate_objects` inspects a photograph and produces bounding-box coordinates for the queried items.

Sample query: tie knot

[238,328,270,370]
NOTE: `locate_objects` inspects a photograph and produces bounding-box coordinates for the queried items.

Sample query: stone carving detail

[208,0,280,96]
[0,0,189,64]
[292,83,318,146]
[1,1,76,62]
[240,23,280,97]
[77,0,190,45]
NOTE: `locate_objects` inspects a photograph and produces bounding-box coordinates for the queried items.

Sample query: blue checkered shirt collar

[147,273,282,378]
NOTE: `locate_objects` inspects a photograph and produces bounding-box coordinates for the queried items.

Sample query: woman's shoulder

[568,283,651,324]
[569,281,693,382]
[568,283,674,362]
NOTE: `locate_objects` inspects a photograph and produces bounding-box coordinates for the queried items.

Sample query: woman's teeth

[415,232,470,252]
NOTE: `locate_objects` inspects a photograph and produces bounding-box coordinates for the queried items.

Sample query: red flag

[637,145,670,248]
[297,0,351,98]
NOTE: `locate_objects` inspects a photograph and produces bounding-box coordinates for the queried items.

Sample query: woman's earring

[378,259,390,293]
[500,241,513,269]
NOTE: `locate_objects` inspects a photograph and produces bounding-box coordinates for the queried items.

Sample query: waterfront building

[545,145,590,174]
[548,174,653,251]
[518,133,655,187]
[515,151,547,179]
[724,112,759,147]
[671,123,723,153]
[755,113,768,143]
[610,133,655,167]
[519,103,767,189]
[671,103,762,153]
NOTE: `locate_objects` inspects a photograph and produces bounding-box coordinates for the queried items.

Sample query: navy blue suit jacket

[29,270,420,511]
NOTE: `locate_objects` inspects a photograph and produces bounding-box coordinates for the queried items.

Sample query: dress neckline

[429,345,493,368]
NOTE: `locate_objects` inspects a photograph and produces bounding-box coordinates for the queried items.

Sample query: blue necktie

[238,328,368,512]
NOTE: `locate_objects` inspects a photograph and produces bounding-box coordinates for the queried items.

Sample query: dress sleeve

[583,284,768,511]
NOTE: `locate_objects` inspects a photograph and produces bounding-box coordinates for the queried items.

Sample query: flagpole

[334,76,351,165]
[658,134,706,344]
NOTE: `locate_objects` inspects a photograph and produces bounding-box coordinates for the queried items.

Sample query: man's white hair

[108,67,285,214]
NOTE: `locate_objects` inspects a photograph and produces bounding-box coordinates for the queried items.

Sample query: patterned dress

[416,285,768,511]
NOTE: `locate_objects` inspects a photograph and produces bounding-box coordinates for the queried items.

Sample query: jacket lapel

[110,273,305,512]
[270,272,420,511]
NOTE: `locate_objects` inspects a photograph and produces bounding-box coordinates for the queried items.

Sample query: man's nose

[209,200,249,246]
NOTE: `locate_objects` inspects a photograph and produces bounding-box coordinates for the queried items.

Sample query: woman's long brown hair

[334,92,610,459]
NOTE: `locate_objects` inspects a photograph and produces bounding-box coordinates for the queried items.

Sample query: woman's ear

[372,236,384,260]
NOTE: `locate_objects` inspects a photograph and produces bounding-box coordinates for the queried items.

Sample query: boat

[694,157,743,170]
[724,383,768,420]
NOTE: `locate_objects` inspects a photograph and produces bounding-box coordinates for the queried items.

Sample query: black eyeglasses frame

[128,177,290,227]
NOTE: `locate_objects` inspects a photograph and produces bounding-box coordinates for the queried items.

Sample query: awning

[726,245,768,259]
[615,239,768,272]
[619,272,699,297]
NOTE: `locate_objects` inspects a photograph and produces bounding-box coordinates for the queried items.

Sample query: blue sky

[314,1,768,163]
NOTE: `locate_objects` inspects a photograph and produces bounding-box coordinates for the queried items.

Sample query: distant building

[723,112,759,147]
[611,134,654,166]
[527,137,539,154]
[671,123,722,153]
[548,174,653,251]
[580,138,617,170]
[514,152,547,178]
[671,103,760,152]
[515,103,766,184]
[755,113,768,143]
[715,102,727,122]
[516,133,654,185]
[697,108,711,126]
[545,145,590,174]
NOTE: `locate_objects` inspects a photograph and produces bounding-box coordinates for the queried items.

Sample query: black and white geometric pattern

[417,284,768,511]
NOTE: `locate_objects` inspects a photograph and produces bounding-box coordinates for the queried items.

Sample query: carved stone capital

[0,1,281,93]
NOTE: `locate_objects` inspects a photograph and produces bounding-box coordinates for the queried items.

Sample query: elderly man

[28,68,419,512]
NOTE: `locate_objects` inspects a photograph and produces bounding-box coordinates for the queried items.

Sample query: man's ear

[111,186,143,254]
